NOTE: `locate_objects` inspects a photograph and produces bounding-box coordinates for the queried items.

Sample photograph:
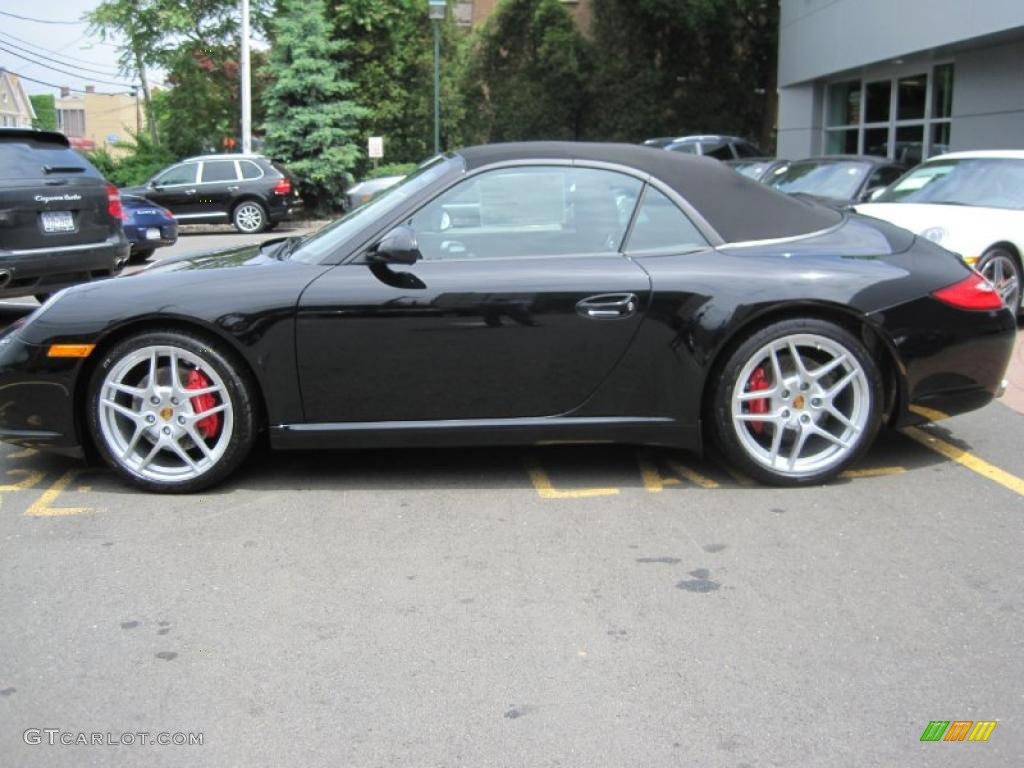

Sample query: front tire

[977,247,1021,316]
[232,200,268,234]
[709,319,882,486]
[86,331,257,493]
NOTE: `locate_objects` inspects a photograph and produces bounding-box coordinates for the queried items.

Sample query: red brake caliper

[746,366,770,434]
[186,369,221,440]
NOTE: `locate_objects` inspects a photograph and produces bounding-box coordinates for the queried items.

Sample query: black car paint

[0,146,1015,461]
[0,128,129,298]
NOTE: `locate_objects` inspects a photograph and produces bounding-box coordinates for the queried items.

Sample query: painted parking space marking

[523,456,620,499]
[901,426,1024,498]
[0,468,46,492]
[839,466,906,479]
[24,470,95,517]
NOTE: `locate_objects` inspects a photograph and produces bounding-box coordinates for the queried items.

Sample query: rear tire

[709,318,882,486]
[86,331,258,493]
[232,200,268,234]
[128,248,155,265]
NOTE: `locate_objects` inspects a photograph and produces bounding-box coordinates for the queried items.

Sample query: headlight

[921,226,947,244]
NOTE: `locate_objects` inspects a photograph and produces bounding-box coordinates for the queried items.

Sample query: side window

[869,166,904,189]
[409,166,642,261]
[239,160,263,180]
[155,164,197,186]
[733,142,761,158]
[201,160,239,183]
[625,187,709,254]
[701,142,733,160]
[669,143,698,155]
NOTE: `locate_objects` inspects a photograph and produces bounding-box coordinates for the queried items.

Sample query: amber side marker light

[47,344,96,358]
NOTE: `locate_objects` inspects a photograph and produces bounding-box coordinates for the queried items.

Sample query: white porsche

[857,150,1024,316]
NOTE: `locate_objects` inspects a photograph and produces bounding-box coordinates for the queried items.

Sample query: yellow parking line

[25,470,94,517]
[840,466,907,479]
[7,448,37,460]
[637,452,680,492]
[523,457,619,499]
[665,458,720,489]
[908,404,950,422]
[0,468,45,492]
[902,426,1024,497]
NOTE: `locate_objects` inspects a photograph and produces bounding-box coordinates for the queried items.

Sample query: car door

[196,159,241,219]
[146,163,199,216]
[295,164,652,423]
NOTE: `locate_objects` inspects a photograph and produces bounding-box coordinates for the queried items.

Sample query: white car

[857,150,1024,316]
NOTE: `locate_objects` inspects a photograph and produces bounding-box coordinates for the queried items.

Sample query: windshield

[733,161,769,180]
[287,155,459,264]
[874,158,1024,209]
[768,160,870,200]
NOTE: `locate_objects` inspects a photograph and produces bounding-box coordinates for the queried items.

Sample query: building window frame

[823,62,953,164]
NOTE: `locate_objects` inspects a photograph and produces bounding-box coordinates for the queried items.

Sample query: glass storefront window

[865,81,891,123]
[895,125,925,166]
[826,129,858,154]
[827,81,860,126]
[933,64,954,118]
[897,74,927,120]
[864,127,889,157]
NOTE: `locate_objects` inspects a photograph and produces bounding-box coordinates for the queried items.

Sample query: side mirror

[371,225,421,265]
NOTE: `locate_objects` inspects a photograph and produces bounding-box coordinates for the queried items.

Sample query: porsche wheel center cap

[160,407,174,421]
[792,394,806,410]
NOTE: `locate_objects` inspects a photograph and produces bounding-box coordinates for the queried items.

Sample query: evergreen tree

[263,0,368,211]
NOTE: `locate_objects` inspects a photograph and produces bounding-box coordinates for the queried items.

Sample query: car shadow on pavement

[0,426,957,499]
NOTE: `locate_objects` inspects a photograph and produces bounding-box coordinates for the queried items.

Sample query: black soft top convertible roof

[456,142,841,244]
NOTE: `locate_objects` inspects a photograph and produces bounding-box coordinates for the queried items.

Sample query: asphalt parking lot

[1,227,1022,767]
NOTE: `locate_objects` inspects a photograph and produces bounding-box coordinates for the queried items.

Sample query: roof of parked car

[0,127,70,146]
[927,150,1024,161]
[455,141,841,243]
[180,153,269,162]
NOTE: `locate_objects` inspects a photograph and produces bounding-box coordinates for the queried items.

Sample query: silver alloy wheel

[97,345,233,484]
[730,333,871,478]
[979,251,1021,312]
[234,202,264,233]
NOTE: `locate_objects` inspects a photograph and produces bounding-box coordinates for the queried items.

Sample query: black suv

[124,154,304,233]
[0,128,128,301]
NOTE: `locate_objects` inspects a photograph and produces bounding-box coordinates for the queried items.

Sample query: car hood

[141,240,288,273]
[855,202,1024,258]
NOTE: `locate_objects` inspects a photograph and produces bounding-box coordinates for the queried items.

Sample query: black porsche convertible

[0,143,1015,492]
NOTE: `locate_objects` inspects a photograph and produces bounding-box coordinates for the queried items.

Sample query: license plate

[41,211,75,233]
[144,227,161,240]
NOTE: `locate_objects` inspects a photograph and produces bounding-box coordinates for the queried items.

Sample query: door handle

[184,188,197,195]
[576,293,639,319]
[226,185,239,192]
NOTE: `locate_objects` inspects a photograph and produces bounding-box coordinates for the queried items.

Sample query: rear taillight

[162,208,174,218]
[931,274,1004,311]
[272,177,292,196]
[106,183,125,221]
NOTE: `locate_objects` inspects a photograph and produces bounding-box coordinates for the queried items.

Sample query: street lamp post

[428,1,446,155]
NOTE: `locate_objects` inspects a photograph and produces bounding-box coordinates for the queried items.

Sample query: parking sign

[368,137,384,159]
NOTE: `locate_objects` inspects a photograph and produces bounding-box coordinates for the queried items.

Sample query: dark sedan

[766,155,906,205]
[0,143,1014,493]
[121,194,178,264]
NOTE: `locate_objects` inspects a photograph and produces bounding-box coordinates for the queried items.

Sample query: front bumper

[0,231,129,299]
[0,334,85,456]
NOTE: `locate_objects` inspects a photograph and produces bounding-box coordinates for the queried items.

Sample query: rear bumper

[871,297,1017,426]
[268,197,304,223]
[125,220,178,251]
[0,231,129,298]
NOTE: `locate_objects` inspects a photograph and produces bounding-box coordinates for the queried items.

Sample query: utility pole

[428,1,446,155]
[240,0,252,154]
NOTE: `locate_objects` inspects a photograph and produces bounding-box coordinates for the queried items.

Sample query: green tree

[586,0,778,150]
[29,94,56,131]
[329,0,474,170]
[263,0,368,211]
[462,0,591,142]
